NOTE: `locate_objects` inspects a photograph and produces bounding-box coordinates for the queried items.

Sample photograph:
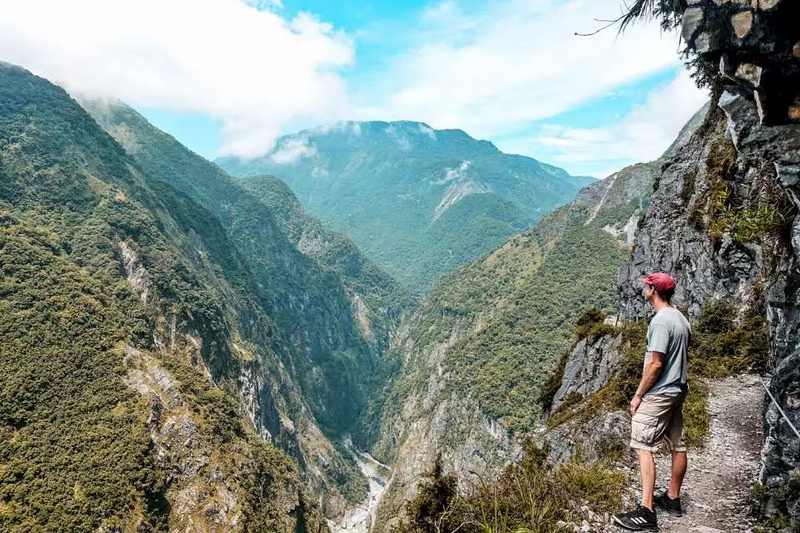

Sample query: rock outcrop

[682,0,800,126]
[550,333,624,413]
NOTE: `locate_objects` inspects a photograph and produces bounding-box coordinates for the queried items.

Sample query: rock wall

[618,76,800,530]
[550,333,624,413]
[682,0,800,126]
[639,2,800,524]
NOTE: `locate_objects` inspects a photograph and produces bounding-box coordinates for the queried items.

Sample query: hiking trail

[610,373,764,532]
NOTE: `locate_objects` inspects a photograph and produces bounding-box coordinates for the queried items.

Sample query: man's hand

[630,394,642,416]
[631,351,664,416]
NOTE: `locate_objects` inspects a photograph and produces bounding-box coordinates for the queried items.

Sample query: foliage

[692,299,770,377]
[537,349,571,416]
[617,0,686,32]
[443,225,632,431]
[688,119,796,251]
[0,63,318,530]
[0,219,169,532]
[395,442,626,533]
[688,126,738,241]
[750,476,800,532]
[574,308,616,341]
[396,456,461,533]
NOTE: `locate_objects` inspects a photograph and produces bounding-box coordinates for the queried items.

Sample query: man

[613,272,691,531]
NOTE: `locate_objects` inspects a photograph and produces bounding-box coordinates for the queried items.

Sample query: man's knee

[635,448,654,462]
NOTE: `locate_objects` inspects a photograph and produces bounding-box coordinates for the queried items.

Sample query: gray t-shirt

[644,306,691,396]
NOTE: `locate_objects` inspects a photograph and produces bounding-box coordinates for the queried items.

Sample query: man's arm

[630,351,665,416]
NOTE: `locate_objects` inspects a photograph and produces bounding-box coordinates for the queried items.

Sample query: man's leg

[669,451,687,499]
[636,448,656,510]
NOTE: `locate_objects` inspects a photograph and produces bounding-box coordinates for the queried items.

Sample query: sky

[0,0,709,178]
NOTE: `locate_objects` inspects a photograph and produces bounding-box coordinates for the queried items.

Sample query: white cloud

[504,69,709,177]
[355,0,689,140]
[418,123,437,139]
[384,125,412,151]
[0,0,353,158]
[434,160,471,185]
[270,136,317,164]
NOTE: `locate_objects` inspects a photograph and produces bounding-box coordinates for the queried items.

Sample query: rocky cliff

[545,1,800,525]
[621,92,800,527]
[640,1,800,526]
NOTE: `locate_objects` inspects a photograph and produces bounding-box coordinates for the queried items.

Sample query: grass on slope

[395,442,626,533]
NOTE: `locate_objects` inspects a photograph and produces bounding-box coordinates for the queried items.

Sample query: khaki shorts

[630,391,687,453]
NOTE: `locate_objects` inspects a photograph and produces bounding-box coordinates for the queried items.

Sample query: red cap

[640,272,676,292]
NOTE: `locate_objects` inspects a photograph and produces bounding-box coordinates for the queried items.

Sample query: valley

[1,1,800,531]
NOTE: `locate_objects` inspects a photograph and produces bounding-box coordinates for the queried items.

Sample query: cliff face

[681,0,800,126]
[618,1,800,525]
[621,93,800,524]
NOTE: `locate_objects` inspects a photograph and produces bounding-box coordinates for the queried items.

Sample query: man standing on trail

[613,272,691,531]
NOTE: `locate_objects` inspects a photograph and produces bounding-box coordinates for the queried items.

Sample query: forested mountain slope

[218,121,594,292]
[83,101,415,439]
[0,62,331,531]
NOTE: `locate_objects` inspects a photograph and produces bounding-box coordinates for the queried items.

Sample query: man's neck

[652,299,671,313]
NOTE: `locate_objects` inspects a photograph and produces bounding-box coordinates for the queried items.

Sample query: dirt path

[652,373,764,532]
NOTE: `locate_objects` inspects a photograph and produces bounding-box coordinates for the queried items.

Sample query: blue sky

[2,0,708,178]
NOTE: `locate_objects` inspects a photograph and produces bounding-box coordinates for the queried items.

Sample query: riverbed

[328,440,391,533]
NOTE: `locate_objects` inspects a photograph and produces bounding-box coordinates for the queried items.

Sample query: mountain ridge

[218,120,594,292]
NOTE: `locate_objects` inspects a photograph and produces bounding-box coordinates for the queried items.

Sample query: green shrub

[691,299,770,377]
[574,308,615,341]
[750,476,800,532]
[395,442,626,533]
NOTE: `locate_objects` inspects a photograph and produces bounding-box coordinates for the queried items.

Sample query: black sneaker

[612,505,658,531]
[654,489,682,517]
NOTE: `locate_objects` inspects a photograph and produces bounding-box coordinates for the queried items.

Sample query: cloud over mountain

[0,0,353,157]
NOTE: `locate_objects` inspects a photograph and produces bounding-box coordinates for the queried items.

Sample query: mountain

[217,121,594,292]
[366,3,800,525]
[79,98,421,515]
[0,62,331,531]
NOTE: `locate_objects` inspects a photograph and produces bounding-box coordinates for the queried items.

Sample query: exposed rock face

[123,343,300,532]
[550,333,624,413]
[369,314,521,532]
[543,411,629,465]
[118,240,151,304]
[618,110,764,320]
[681,0,800,125]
